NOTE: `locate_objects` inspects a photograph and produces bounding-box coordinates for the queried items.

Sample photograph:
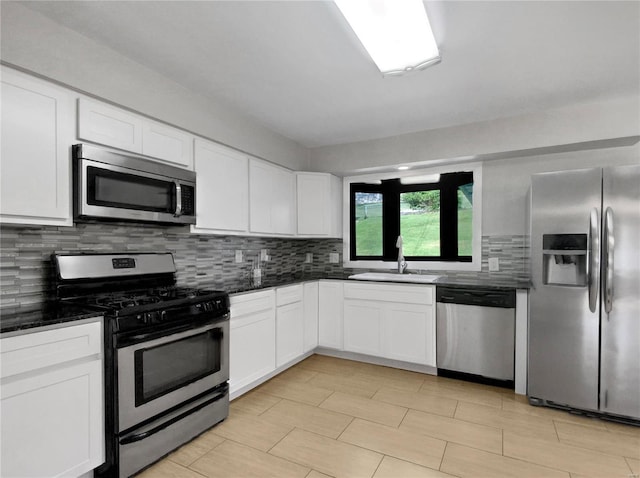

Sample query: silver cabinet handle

[604,207,614,314]
[174,181,182,217]
[587,208,600,313]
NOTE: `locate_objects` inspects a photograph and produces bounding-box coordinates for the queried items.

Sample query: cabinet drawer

[1,320,102,379]
[276,284,303,306]
[344,282,433,305]
[230,289,275,319]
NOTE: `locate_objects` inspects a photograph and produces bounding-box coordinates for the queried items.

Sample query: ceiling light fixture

[397,166,410,170]
[334,0,440,76]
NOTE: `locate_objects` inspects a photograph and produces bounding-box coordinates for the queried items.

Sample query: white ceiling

[21,1,640,148]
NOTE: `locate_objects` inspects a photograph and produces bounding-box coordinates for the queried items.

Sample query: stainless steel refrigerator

[529,165,640,421]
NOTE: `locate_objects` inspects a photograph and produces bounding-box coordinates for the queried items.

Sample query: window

[350,172,473,262]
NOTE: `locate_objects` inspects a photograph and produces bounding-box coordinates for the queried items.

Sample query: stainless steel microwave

[73,144,196,225]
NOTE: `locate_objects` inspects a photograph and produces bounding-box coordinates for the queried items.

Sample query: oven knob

[136,313,146,323]
[147,311,158,323]
[159,310,167,321]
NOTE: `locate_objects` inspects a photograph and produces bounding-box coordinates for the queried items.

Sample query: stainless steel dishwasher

[436,286,515,387]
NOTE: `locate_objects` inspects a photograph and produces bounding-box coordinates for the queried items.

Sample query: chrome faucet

[396,235,407,274]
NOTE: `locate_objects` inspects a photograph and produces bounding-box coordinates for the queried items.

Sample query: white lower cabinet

[343,282,436,367]
[276,284,304,367]
[303,282,319,352]
[0,319,104,478]
[343,300,383,356]
[318,281,344,349]
[229,290,276,396]
[382,302,433,365]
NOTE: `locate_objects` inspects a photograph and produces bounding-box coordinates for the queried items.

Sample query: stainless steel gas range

[54,252,229,478]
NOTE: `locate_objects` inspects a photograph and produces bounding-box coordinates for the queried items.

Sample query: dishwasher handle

[436,287,515,308]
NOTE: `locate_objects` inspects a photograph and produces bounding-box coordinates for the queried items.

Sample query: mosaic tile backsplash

[0,223,344,314]
[1,223,529,314]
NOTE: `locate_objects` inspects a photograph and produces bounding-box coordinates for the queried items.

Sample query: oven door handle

[117,318,226,348]
[119,390,227,445]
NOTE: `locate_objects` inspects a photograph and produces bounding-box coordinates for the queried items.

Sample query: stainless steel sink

[348,272,441,284]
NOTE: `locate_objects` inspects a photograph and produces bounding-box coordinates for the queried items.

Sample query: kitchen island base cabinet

[0,319,104,478]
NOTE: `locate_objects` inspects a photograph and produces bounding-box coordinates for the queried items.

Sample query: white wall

[308,96,639,176]
[483,143,640,236]
[0,2,308,170]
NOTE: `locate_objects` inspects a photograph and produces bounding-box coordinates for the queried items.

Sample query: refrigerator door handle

[588,208,600,313]
[603,207,614,314]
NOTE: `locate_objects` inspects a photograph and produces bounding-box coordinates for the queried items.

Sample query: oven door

[117,319,229,432]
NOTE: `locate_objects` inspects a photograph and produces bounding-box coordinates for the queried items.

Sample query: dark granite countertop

[3,272,529,334]
[227,272,351,295]
[0,303,102,335]
[433,276,531,290]
[227,272,530,295]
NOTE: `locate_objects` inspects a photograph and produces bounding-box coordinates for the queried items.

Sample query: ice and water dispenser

[542,234,588,287]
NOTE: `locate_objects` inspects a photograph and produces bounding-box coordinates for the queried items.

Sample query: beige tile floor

[139,355,640,478]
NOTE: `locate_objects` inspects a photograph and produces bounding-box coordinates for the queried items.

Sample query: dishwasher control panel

[436,286,515,308]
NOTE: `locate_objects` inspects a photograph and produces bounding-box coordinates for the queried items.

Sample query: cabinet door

[381,302,432,365]
[276,301,304,367]
[271,166,296,235]
[78,98,143,153]
[318,281,344,350]
[230,310,276,394]
[249,159,274,233]
[249,159,295,235]
[1,359,104,478]
[193,139,249,233]
[142,120,193,169]
[1,67,73,226]
[343,300,383,356]
[303,282,319,352]
[297,173,330,235]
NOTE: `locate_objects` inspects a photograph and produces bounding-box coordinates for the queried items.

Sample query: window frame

[343,163,483,271]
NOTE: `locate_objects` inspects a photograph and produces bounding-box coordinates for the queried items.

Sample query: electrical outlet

[252,268,262,286]
[260,249,268,261]
[329,252,339,264]
[305,253,313,263]
[234,250,243,263]
[488,257,500,271]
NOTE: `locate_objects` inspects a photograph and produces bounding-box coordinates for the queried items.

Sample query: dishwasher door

[436,287,515,382]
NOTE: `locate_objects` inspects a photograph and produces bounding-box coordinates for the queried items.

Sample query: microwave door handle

[174,181,182,217]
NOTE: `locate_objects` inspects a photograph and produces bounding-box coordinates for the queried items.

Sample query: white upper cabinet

[142,120,193,169]
[249,158,296,235]
[78,98,143,153]
[296,172,342,237]
[192,139,249,234]
[1,66,74,226]
[77,98,194,169]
